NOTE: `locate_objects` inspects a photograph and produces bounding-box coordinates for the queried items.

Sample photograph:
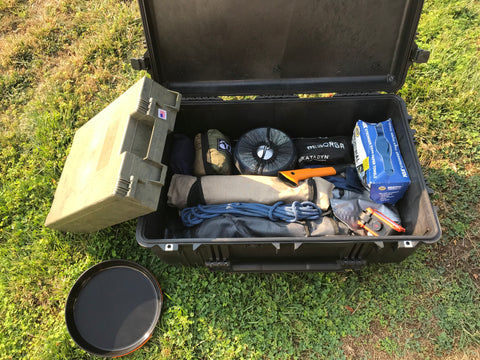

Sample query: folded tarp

[173,214,348,238]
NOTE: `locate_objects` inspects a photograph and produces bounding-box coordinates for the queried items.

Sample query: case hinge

[254,94,299,100]
[410,43,430,64]
[333,92,381,97]
[182,96,226,103]
[131,51,151,71]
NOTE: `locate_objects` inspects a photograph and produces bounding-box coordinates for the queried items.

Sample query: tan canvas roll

[312,177,334,211]
[167,174,333,210]
[166,174,197,209]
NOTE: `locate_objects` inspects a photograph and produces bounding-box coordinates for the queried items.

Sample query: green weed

[1,0,480,359]
[0,70,34,111]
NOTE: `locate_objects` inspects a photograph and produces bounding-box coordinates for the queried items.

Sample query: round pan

[65,260,163,357]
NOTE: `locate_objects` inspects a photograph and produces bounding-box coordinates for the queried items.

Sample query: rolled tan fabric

[166,174,197,209]
[200,175,311,206]
[312,177,334,211]
[167,174,334,210]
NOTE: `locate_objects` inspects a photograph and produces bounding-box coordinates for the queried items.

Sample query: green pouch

[194,129,233,176]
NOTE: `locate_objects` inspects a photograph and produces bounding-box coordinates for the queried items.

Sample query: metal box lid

[135,0,429,97]
[45,77,181,232]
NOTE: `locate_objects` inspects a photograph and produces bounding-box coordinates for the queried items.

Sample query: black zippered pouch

[295,136,353,167]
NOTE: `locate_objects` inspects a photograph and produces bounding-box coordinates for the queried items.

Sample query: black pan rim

[65,259,163,357]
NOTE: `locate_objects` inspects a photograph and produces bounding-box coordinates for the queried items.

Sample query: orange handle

[278,165,346,186]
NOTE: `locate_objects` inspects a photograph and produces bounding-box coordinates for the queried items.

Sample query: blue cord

[181,201,322,227]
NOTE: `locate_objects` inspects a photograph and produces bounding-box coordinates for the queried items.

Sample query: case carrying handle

[144,95,181,167]
[206,259,367,272]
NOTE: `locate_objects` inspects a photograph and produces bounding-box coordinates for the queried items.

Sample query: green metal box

[45,77,181,233]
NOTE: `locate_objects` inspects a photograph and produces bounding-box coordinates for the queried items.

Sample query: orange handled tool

[357,207,406,236]
[278,165,348,187]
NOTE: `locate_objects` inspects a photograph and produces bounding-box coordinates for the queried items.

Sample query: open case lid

[134,0,429,97]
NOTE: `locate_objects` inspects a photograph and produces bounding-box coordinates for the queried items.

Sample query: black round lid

[65,260,162,357]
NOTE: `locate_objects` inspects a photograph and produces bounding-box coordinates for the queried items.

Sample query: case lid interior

[138,0,426,96]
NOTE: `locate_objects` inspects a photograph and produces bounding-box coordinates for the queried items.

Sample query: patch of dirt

[341,321,411,360]
[341,321,480,360]
[433,204,480,287]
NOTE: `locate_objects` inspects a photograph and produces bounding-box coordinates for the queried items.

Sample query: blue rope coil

[181,201,322,227]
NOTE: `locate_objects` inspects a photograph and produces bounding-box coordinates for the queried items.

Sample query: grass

[0,0,479,359]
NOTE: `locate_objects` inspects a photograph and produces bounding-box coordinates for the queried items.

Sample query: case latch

[131,51,151,71]
[205,260,232,271]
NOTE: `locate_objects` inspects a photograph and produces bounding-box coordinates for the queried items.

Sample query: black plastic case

[134,0,441,272]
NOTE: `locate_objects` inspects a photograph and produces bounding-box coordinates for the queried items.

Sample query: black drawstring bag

[234,127,296,176]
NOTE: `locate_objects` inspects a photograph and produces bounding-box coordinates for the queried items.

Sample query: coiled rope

[181,201,321,227]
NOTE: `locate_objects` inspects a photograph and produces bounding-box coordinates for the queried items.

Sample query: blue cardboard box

[352,119,411,204]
